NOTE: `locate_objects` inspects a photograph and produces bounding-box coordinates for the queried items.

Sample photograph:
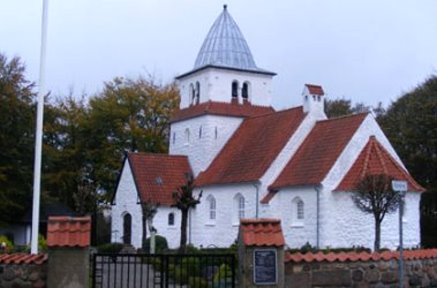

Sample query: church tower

[170,5,276,176]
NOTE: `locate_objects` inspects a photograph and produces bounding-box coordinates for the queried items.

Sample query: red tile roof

[285,249,437,263]
[270,113,367,190]
[171,101,275,123]
[128,153,193,206]
[0,253,47,264]
[240,218,285,247]
[47,216,91,248]
[305,84,324,96]
[195,107,306,186]
[335,136,425,192]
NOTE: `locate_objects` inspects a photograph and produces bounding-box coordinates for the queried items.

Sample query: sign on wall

[253,249,277,285]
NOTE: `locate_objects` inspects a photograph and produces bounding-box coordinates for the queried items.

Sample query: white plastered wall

[266,186,318,248]
[169,115,243,176]
[111,162,143,248]
[111,162,184,249]
[177,67,273,108]
[189,184,258,248]
[151,207,182,249]
[320,114,421,249]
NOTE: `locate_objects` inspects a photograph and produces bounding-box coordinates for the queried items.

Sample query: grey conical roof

[194,5,259,71]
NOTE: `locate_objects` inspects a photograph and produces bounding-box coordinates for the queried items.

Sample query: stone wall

[285,250,437,287]
[0,262,47,288]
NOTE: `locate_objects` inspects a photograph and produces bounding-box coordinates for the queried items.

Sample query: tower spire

[194,5,259,71]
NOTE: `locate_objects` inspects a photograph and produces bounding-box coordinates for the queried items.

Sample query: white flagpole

[31,0,49,255]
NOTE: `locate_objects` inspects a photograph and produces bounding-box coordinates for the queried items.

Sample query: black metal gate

[92,253,236,288]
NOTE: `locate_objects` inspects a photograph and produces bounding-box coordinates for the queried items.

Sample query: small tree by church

[352,174,402,251]
[140,199,159,250]
[172,173,202,253]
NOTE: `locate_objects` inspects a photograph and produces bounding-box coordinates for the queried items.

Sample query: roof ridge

[317,112,368,124]
[128,152,188,159]
[245,106,303,121]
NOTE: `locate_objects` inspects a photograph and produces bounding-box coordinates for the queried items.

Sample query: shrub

[38,234,47,252]
[144,235,168,253]
[213,264,232,282]
[288,243,372,255]
[0,235,13,253]
[97,242,124,254]
[188,276,208,288]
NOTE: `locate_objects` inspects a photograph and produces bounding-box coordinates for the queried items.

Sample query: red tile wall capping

[170,100,275,123]
[0,253,48,264]
[285,249,437,263]
[269,113,368,191]
[240,219,285,247]
[47,216,91,248]
[305,84,325,96]
[195,107,306,186]
[335,136,425,192]
[128,153,193,206]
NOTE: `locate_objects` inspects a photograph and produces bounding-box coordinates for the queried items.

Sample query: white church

[111,6,424,250]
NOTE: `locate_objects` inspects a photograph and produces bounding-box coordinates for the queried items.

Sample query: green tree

[172,174,202,253]
[325,98,378,118]
[324,98,353,118]
[378,75,437,192]
[85,76,179,202]
[0,54,35,224]
[352,174,401,251]
[42,95,94,213]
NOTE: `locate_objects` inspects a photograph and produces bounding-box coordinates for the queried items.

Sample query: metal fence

[92,253,236,288]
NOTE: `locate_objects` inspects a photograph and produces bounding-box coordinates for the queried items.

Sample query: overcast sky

[1,0,436,109]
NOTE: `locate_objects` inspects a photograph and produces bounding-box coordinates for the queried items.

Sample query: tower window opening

[190,83,195,105]
[195,81,200,104]
[232,81,239,98]
[242,82,250,100]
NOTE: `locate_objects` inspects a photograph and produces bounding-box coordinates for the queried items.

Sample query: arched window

[232,81,239,98]
[242,82,250,100]
[168,212,175,226]
[184,128,190,144]
[207,195,216,221]
[190,83,195,105]
[195,81,200,104]
[122,212,132,244]
[297,200,304,220]
[233,194,245,223]
[291,197,304,226]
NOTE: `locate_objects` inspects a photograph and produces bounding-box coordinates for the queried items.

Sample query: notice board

[253,249,277,285]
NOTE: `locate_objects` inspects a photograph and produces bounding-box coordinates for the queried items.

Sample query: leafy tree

[324,99,353,118]
[324,98,380,118]
[352,174,401,251]
[378,75,437,193]
[42,95,94,213]
[0,54,36,224]
[84,76,179,202]
[172,174,202,253]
